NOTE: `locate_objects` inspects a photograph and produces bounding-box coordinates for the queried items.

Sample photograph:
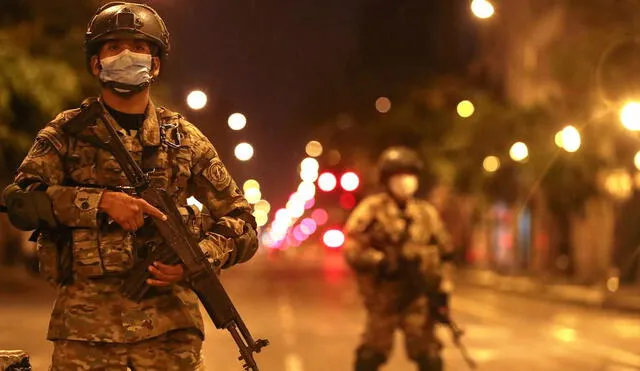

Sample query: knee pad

[355,346,386,371]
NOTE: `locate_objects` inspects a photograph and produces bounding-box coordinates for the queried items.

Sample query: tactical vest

[37,106,205,284]
[368,197,443,282]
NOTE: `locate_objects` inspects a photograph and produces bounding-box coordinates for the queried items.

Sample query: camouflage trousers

[49,329,204,371]
[359,296,441,361]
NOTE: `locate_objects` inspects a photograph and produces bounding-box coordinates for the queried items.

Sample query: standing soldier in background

[343,146,455,371]
[2,2,258,369]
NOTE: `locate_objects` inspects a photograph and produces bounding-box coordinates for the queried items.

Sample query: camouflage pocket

[173,147,192,192]
[36,232,61,284]
[99,226,135,273]
[66,141,97,184]
[71,228,104,277]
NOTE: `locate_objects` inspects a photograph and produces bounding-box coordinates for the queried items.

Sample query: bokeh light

[186,90,207,110]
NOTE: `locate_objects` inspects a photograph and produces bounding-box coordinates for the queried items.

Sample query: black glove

[377,255,398,278]
[428,291,450,324]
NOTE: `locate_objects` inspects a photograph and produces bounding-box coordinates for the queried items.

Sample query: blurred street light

[297,181,316,200]
[305,140,324,157]
[322,229,345,249]
[471,0,495,19]
[186,90,207,110]
[620,101,640,131]
[509,142,529,162]
[482,155,500,172]
[301,157,320,172]
[340,172,360,191]
[375,97,391,113]
[456,100,475,118]
[228,113,247,131]
[634,151,640,171]
[243,179,260,192]
[254,199,271,214]
[311,209,329,225]
[253,210,268,227]
[318,172,337,192]
[555,125,581,152]
[234,142,254,161]
[327,149,342,166]
[244,187,261,204]
[604,170,633,200]
[300,168,319,183]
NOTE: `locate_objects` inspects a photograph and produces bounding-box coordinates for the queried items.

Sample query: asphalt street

[1,249,639,371]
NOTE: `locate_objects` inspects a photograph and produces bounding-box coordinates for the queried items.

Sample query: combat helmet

[84,2,170,64]
[377,146,424,184]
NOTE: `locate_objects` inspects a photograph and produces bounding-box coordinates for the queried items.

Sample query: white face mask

[387,174,419,200]
[99,49,153,94]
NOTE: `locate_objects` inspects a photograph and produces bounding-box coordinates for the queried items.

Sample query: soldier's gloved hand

[99,191,167,231]
[428,291,450,324]
[378,256,401,278]
[146,261,185,286]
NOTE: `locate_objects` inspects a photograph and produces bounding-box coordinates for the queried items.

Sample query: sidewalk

[458,268,640,312]
[0,265,53,295]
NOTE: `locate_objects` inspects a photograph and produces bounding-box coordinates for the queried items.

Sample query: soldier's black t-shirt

[105,104,146,133]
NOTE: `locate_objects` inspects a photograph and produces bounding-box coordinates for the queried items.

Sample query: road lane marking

[285,353,304,371]
[278,292,305,371]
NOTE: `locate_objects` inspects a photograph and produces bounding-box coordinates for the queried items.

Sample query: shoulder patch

[28,109,77,155]
[203,157,232,192]
[26,137,55,158]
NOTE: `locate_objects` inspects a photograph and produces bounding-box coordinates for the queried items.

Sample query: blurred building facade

[463,0,640,285]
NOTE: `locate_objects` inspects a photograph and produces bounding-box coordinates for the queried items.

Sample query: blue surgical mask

[98,49,153,94]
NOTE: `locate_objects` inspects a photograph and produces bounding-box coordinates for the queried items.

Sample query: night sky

[145,0,474,208]
[149,0,362,206]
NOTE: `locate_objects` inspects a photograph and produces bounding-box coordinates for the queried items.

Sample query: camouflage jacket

[7,98,256,343]
[343,192,454,299]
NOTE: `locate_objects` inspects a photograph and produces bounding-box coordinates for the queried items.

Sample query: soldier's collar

[95,97,161,147]
[140,100,161,147]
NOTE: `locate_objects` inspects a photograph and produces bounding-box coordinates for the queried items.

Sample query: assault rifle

[72,98,268,371]
[374,215,477,369]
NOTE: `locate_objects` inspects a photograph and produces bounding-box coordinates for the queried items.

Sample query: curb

[457,269,640,312]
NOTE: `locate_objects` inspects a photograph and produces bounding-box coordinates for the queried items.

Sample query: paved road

[1,249,640,370]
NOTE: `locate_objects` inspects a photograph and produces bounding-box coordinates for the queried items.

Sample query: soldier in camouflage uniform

[2,3,259,370]
[344,146,455,371]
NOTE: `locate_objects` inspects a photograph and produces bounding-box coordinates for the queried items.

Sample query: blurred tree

[0,0,102,183]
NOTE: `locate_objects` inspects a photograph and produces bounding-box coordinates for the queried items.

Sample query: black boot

[416,356,443,371]
[354,347,386,371]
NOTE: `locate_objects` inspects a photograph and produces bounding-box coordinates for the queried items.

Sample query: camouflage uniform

[0,350,31,371]
[343,147,454,371]
[5,99,257,370]
[2,3,260,369]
